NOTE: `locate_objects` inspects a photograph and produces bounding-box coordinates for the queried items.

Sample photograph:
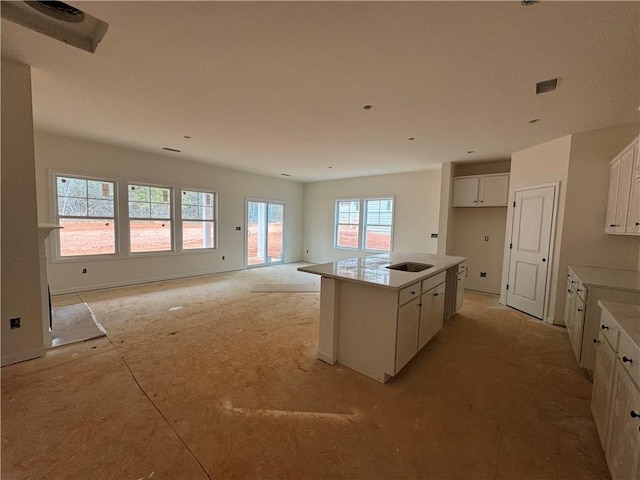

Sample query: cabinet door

[455,271,465,312]
[614,146,635,233]
[606,158,622,233]
[452,177,480,207]
[626,176,640,234]
[606,366,640,480]
[478,174,509,207]
[591,334,617,448]
[396,298,420,373]
[418,282,445,350]
[571,295,586,362]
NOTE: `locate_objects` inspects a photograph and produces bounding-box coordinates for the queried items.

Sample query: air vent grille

[536,78,559,94]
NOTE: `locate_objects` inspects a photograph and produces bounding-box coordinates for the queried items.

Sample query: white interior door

[506,185,556,319]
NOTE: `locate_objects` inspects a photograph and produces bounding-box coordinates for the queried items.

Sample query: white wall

[35,133,304,293]
[450,208,507,294]
[447,160,510,295]
[1,58,45,366]
[302,170,441,263]
[501,125,640,325]
[500,135,572,324]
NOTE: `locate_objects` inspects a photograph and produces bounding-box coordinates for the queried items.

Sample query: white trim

[1,348,47,367]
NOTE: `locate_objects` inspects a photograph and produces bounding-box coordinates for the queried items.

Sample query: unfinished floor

[1,263,609,479]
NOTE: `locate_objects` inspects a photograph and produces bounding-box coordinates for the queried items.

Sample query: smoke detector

[1,1,108,53]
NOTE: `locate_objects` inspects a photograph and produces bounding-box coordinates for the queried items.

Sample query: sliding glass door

[246,199,284,267]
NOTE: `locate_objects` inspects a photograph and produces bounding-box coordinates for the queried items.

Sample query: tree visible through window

[335,197,394,252]
[182,190,216,249]
[56,175,116,256]
[129,184,172,253]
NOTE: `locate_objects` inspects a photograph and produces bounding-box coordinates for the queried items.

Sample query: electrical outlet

[430,233,438,238]
[82,268,87,274]
[10,317,20,329]
[484,236,489,242]
[480,272,487,277]
[222,256,225,260]
[235,226,241,231]
[306,250,309,254]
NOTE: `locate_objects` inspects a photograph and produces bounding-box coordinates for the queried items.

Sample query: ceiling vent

[162,147,181,153]
[536,78,559,94]
[1,1,108,53]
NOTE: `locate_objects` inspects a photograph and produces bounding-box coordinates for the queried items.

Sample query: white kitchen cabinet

[606,365,640,480]
[627,176,640,234]
[564,266,640,371]
[452,173,509,207]
[396,297,420,372]
[592,331,618,448]
[455,262,467,312]
[592,302,640,480]
[606,136,639,235]
[418,281,446,349]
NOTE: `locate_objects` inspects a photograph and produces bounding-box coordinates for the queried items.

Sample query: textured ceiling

[2,1,639,182]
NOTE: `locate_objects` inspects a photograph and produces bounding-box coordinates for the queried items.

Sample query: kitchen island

[299,252,467,383]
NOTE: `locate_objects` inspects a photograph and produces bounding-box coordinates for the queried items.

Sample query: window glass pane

[364,225,391,251]
[88,199,114,217]
[150,202,170,219]
[57,177,86,198]
[336,224,359,249]
[182,205,200,220]
[88,180,113,199]
[183,221,215,249]
[129,185,150,202]
[58,197,87,217]
[129,201,150,218]
[130,220,172,253]
[59,218,115,256]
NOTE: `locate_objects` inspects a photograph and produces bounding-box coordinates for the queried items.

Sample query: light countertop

[598,301,640,347]
[298,252,466,289]
[569,265,640,293]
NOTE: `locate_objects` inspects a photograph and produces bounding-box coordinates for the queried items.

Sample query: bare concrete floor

[1,264,609,479]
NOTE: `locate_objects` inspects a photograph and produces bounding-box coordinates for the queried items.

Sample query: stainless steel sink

[385,262,434,272]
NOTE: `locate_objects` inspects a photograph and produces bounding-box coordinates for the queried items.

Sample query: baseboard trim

[2,347,46,367]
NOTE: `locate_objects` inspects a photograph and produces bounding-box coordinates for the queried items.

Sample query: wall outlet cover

[10,317,20,329]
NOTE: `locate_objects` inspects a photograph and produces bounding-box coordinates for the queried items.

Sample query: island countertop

[298,252,467,289]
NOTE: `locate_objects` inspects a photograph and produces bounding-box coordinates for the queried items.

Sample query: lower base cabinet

[418,282,445,349]
[396,297,420,373]
[606,366,640,480]
[592,302,640,480]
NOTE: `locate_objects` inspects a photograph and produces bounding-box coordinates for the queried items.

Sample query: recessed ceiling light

[467,150,474,154]
[363,105,373,110]
[328,166,333,169]
[280,173,291,177]
[536,78,559,94]
[529,118,541,124]
[183,135,191,139]
[408,137,415,141]
[162,147,181,152]
[521,0,539,6]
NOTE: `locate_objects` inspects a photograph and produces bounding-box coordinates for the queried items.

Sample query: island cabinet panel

[336,281,399,383]
[418,281,446,350]
[591,331,617,448]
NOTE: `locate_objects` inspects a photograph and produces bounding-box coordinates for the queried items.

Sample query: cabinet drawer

[618,330,640,387]
[575,278,588,302]
[398,282,420,306]
[421,272,446,293]
[600,312,621,350]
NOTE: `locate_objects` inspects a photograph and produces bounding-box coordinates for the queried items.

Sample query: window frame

[179,188,218,251]
[334,196,395,253]
[52,173,119,260]
[127,182,175,254]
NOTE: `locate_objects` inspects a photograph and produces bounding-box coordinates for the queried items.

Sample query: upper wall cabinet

[452,173,510,207]
[605,136,640,235]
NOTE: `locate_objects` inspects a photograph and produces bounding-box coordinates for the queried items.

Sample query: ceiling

[2,1,639,183]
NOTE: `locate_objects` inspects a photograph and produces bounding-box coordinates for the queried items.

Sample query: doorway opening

[246,199,285,267]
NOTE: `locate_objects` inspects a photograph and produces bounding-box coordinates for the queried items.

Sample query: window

[181,190,216,250]
[335,197,394,252]
[335,200,360,249]
[56,175,116,257]
[129,184,172,253]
